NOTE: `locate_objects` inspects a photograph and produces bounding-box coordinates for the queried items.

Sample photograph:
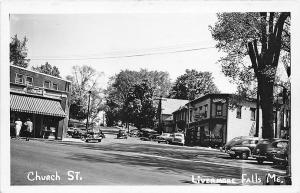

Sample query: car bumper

[252,155,267,159]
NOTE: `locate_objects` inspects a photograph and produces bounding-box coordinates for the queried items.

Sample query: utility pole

[154,96,166,134]
[86,91,92,132]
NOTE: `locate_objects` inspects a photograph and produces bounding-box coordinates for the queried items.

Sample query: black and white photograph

[1,1,300,193]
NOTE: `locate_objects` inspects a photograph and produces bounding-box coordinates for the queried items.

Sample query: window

[204,105,208,118]
[15,73,24,84]
[189,110,193,122]
[216,104,222,116]
[25,76,33,86]
[53,83,58,90]
[236,106,242,119]
[250,108,256,121]
[44,81,51,88]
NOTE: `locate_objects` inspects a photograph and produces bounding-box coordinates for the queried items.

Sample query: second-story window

[204,105,208,118]
[44,81,51,89]
[236,106,242,119]
[15,73,24,84]
[216,104,222,116]
[53,83,58,90]
[25,76,33,86]
[250,108,256,121]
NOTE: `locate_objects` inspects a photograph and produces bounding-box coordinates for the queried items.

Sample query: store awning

[10,94,66,117]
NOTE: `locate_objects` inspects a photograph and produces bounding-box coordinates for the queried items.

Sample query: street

[11,128,286,185]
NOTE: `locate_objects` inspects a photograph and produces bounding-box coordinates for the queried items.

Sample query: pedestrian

[24,118,33,141]
[15,118,22,140]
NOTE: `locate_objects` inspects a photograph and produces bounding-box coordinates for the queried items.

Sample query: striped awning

[10,94,66,117]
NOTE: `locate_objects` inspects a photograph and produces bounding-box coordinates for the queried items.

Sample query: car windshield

[175,134,183,137]
[162,133,169,136]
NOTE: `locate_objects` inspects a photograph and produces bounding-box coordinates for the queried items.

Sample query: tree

[169,69,220,100]
[67,65,105,124]
[10,35,30,68]
[105,69,172,126]
[122,80,156,129]
[210,12,290,139]
[32,62,61,78]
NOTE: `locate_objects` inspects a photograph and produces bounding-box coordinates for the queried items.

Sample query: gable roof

[161,98,189,115]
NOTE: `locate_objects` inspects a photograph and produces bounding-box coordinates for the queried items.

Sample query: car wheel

[240,152,248,160]
[257,158,264,164]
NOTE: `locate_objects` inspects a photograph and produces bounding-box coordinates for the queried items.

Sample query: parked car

[72,129,82,138]
[85,131,102,143]
[139,128,158,141]
[157,133,171,143]
[117,129,127,139]
[129,129,139,137]
[171,133,185,146]
[226,137,260,159]
[252,138,288,164]
[273,146,289,166]
[220,136,250,153]
[165,133,175,144]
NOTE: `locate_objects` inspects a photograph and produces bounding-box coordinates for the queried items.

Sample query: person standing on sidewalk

[24,118,33,141]
[15,118,22,140]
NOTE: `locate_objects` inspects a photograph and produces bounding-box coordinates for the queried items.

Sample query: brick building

[10,65,71,139]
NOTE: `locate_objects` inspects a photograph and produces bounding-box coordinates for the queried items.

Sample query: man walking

[24,118,33,141]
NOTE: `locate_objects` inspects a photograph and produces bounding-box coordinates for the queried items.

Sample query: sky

[10,14,241,93]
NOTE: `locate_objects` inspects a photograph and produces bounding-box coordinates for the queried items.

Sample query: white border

[1,1,300,193]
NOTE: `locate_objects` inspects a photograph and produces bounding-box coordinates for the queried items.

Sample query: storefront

[10,93,66,139]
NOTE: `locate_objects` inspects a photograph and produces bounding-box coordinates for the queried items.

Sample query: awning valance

[10,94,66,117]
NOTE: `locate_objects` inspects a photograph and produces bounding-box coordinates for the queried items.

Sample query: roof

[10,65,71,82]
[161,98,189,115]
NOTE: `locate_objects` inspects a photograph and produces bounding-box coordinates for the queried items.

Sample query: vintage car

[117,129,128,139]
[220,136,250,153]
[273,146,289,166]
[170,133,185,146]
[157,133,171,143]
[226,137,260,159]
[84,131,102,143]
[252,138,288,164]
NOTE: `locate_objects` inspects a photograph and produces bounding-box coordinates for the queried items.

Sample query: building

[173,94,263,147]
[10,65,71,139]
[156,98,189,133]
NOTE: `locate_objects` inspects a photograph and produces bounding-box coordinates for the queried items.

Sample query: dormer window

[15,73,24,84]
[25,76,33,86]
[44,81,51,89]
[53,83,58,90]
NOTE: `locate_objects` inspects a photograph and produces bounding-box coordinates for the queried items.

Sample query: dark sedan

[252,138,288,164]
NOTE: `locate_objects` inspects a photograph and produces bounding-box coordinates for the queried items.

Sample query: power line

[29,46,215,61]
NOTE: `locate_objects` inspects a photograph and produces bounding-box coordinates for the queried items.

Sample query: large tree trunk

[259,78,274,139]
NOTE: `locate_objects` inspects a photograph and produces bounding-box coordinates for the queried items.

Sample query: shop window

[216,103,222,116]
[25,76,33,86]
[236,106,242,119]
[44,81,51,89]
[250,108,256,121]
[53,83,58,90]
[15,73,24,84]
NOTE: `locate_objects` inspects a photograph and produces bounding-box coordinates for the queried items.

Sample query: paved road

[11,131,287,185]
